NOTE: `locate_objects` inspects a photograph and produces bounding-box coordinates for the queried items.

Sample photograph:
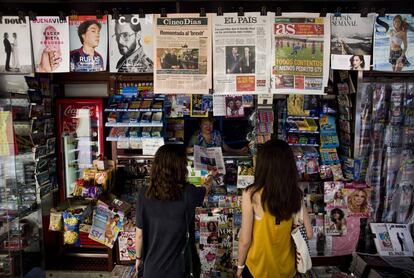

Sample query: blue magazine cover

[373,14,414,72]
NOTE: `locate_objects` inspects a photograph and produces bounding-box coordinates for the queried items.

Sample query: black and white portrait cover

[69,15,108,72]
[0,16,33,74]
[109,14,154,73]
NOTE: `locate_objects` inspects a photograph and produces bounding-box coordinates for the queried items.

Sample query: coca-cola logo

[64,105,96,118]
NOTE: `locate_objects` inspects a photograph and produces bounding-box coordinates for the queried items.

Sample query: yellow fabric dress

[246,209,296,278]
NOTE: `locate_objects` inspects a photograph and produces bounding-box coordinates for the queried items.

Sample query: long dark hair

[146,144,188,201]
[248,139,302,221]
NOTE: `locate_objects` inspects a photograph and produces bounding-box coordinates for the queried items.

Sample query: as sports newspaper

[213,12,271,94]
[330,13,375,71]
[153,14,212,94]
[271,13,330,94]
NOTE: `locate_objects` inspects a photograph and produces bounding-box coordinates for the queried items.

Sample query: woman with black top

[135,144,216,277]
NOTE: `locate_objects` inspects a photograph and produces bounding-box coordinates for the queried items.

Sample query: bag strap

[293,202,305,226]
[183,186,194,277]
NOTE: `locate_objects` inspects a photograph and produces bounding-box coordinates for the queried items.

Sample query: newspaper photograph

[30,16,70,73]
[331,14,375,70]
[194,145,225,174]
[0,16,33,73]
[69,15,108,72]
[109,14,154,73]
[373,14,414,72]
[212,12,271,94]
[153,14,212,94]
[271,13,330,94]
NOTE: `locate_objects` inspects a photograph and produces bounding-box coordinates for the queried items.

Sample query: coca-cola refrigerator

[56,99,104,201]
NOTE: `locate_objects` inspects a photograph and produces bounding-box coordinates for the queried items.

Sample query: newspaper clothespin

[28,11,37,21]
[360,7,369,17]
[319,8,327,17]
[200,7,206,17]
[379,8,386,17]
[217,6,223,16]
[70,9,78,21]
[0,12,3,23]
[334,7,341,17]
[208,88,214,94]
[96,10,103,19]
[260,6,267,16]
[238,7,244,17]
[17,11,26,23]
[112,8,119,21]
[161,8,167,18]
[276,7,282,17]
[208,211,213,217]
[139,8,145,19]
[58,11,66,22]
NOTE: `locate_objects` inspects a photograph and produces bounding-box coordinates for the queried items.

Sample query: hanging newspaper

[153,14,212,94]
[30,16,70,73]
[69,15,108,72]
[0,16,33,74]
[370,223,414,256]
[212,12,271,94]
[330,14,375,71]
[271,13,330,94]
[373,14,414,72]
[108,14,154,73]
[193,145,226,174]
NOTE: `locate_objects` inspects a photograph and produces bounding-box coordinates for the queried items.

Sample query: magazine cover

[200,214,219,233]
[165,95,190,117]
[109,14,154,73]
[370,223,414,256]
[118,231,136,261]
[213,12,271,94]
[309,213,327,256]
[153,13,212,94]
[330,14,375,70]
[69,15,107,72]
[89,201,124,248]
[345,187,371,217]
[190,94,209,117]
[236,160,254,188]
[373,14,414,72]
[271,13,330,94]
[324,181,345,207]
[325,206,347,236]
[199,245,218,272]
[30,16,70,72]
[225,96,244,118]
[0,16,32,73]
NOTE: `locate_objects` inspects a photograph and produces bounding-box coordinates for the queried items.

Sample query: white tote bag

[291,204,312,274]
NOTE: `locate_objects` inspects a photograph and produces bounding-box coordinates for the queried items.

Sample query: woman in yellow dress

[236,139,313,277]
